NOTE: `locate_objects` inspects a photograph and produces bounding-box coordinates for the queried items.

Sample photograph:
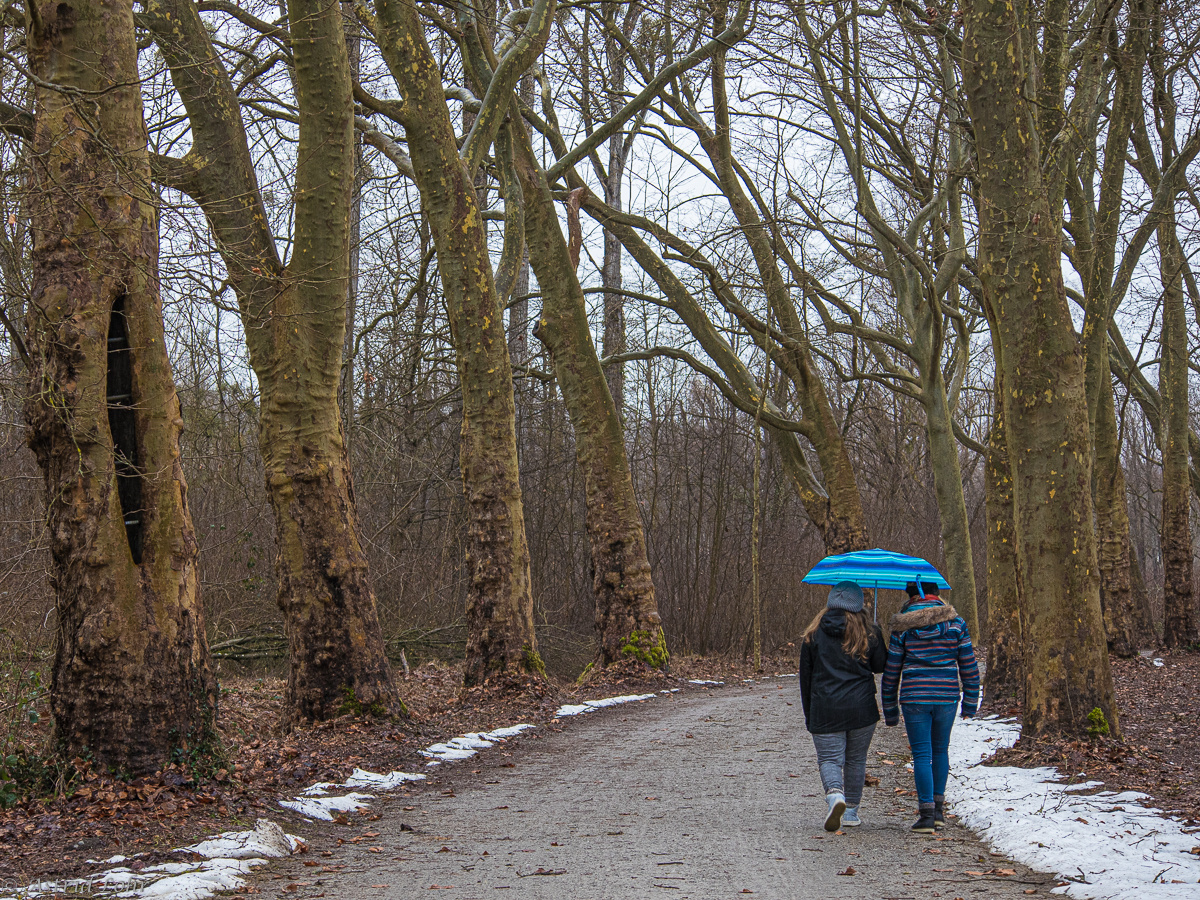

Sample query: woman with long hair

[799,581,887,831]
[882,582,980,834]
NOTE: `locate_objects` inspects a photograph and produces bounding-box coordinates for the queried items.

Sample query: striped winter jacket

[881,597,980,725]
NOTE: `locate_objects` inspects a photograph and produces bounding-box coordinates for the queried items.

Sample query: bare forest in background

[0,289,1187,672]
[0,0,1197,769]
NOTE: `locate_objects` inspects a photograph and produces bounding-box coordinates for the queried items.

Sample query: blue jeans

[901,703,956,805]
[810,723,876,807]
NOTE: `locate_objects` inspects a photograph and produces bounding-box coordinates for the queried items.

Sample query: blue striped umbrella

[802,549,950,619]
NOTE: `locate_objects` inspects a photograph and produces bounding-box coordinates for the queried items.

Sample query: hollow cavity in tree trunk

[106,294,144,564]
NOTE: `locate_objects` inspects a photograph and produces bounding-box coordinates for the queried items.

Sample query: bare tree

[144,0,399,722]
[23,0,216,770]
[365,0,551,684]
[962,0,1119,738]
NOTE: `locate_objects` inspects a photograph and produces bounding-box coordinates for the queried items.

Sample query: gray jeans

[811,723,876,807]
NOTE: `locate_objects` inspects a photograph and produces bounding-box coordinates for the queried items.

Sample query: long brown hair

[802,608,874,661]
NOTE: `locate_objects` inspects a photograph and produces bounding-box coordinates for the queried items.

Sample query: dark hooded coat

[799,609,887,733]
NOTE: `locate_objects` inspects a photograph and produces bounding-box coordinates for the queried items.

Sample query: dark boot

[912,803,936,834]
[933,795,946,827]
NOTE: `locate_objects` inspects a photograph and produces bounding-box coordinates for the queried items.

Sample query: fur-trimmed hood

[889,601,958,633]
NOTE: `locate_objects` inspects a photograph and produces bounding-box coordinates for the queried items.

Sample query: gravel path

[253,682,1053,899]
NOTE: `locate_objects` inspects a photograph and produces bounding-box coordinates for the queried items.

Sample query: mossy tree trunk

[983,370,1022,705]
[25,0,216,772]
[371,0,542,685]
[1159,217,1199,648]
[1148,0,1199,649]
[509,125,665,668]
[963,0,1119,738]
[144,0,398,723]
[265,0,397,721]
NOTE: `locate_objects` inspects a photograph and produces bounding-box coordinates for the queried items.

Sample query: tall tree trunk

[374,0,540,685]
[1068,0,1150,661]
[598,1,635,420]
[1159,217,1199,648]
[983,372,1022,704]
[601,176,625,418]
[145,0,399,723]
[1094,376,1146,656]
[269,0,397,721]
[340,8,365,455]
[25,0,215,771]
[963,0,1119,738]
[511,125,666,669]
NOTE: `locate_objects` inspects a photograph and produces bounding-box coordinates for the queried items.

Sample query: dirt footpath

[249,682,1053,899]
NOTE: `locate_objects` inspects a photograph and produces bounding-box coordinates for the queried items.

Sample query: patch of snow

[420,724,536,764]
[344,768,426,790]
[421,742,482,762]
[278,791,375,821]
[123,859,261,899]
[287,764,427,808]
[3,820,297,900]
[660,688,681,694]
[185,819,297,859]
[481,724,534,740]
[301,767,425,797]
[554,693,656,718]
[687,679,725,685]
[950,717,1200,900]
[1153,658,1165,667]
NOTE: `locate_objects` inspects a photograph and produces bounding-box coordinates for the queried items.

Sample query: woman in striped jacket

[881,582,980,834]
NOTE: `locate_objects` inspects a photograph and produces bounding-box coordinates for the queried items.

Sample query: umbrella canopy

[802,548,951,592]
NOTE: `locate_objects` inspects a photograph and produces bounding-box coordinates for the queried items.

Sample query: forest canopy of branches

[0,0,1196,772]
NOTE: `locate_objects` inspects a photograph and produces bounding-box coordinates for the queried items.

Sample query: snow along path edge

[0,819,300,900]
[949,716,1200,900]
[0,689,667,899]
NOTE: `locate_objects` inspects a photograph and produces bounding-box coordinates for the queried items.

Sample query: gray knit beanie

[826,581,865,613]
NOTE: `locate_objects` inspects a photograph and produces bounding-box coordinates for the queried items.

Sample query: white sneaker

[824,792,846,832]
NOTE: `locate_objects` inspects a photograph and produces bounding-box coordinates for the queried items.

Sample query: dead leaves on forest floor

[983,649,1200,827]
[0,654,791,886]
